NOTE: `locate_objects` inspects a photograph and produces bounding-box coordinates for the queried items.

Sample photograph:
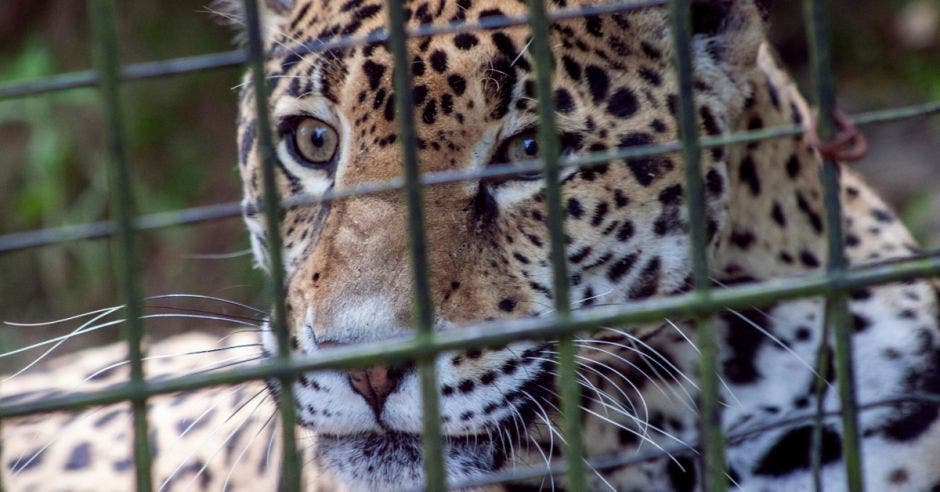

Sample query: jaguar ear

[210,0,296,41]
[690,0,771,67]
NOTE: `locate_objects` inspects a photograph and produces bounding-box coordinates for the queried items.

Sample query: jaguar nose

[347,365,404,412]
[318,341,409,413]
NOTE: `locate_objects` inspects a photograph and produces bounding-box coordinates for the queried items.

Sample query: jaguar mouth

[316,428,510,448]
[313,431,505,489]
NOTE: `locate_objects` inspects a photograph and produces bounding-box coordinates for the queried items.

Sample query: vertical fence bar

[384,2,447,490]
[87,1,154,490]
[0,420,4,492]
[810,320,832,492]
[524,1,586,490]
[802,0,864,490]
[241,0,302,489]
[669,1,727,491]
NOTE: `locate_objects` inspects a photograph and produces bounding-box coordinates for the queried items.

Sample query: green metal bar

[0,2,671,101]
[803,0,864,490]
[525,0,586,490]
[87,1,153,490]
[383,1,446,489]
[2,250,940,419]
[449,390,940,490]
[669,1,726,491]
[0,51,244,101]
[2,99,939,254]
[0,419,4,492]
[240,0,302,489]
[669,0,709,289]
[810,316,832,492]
[2,1,938,490]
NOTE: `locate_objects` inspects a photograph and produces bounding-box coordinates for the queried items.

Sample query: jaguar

[4,0,939,490]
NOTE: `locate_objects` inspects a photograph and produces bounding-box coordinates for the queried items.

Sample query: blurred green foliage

[0,1,263,368]
[0,41,110,319]
[771,0,940,101]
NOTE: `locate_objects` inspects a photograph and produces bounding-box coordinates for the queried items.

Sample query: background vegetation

[0,0,938,370]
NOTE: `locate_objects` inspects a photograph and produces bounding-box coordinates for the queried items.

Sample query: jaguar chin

[313,432,502,489]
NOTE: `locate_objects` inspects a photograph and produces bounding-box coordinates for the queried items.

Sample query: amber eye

[290,117,339,166]
[506,133,541,163]
[489,131,542,182]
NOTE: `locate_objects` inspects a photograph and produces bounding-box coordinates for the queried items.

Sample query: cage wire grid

[0,0,939,491]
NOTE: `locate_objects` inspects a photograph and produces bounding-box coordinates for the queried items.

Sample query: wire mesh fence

[1,0,940,491]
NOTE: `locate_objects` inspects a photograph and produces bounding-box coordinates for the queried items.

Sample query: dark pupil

[522,138,538,156]
[310,127,326,148]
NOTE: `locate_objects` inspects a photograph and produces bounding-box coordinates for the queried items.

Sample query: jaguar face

[228,0,767,487]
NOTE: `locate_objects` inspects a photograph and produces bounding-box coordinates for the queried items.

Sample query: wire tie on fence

[804,108,869,162]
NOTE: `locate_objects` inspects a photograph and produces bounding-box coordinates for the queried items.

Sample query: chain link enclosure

[2,0,940,490]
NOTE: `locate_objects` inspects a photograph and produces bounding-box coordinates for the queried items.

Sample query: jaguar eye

[288,117,339,167]
[491,131,543,182]
[507,134,540,163]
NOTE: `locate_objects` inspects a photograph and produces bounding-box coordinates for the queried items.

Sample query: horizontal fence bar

[435,391,940,492]
[0,202,243,253]
[287,0,667,56]
[3,250,940,419]
[0,50,244,100]
[0,1,667,101]
[1,100,938,254]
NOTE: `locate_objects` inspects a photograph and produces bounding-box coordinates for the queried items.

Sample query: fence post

[384,1,447,489]
[0,419,4,492]
[87,0,154,490]
[803,1,865,491]
[669,1,727,491]
[240,0,303,489]
[525,1,587,490]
